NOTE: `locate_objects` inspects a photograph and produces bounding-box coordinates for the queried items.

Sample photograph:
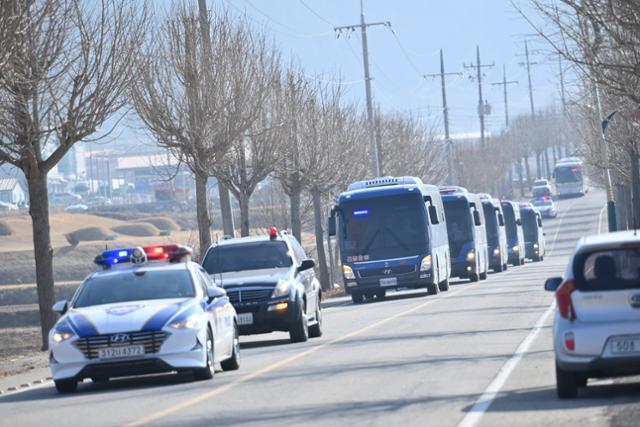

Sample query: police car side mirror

[52,300,69,315]
[298,259,315,273]
[544,277,563,292]
[206,286,227,301]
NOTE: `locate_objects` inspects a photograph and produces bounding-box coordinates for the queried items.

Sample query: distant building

[0,178,27,205]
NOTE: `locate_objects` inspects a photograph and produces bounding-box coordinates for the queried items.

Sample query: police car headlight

[52,319,75,343]
[493,248,500,256]
[466,250,476,261]
[271,280,291,299]
[420,255,432,271]
[169,313,202,330]
[342,265,356,280]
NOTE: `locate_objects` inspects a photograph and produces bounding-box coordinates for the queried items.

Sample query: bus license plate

[380,277,398,287]
[237,313,253,325]
[98,345,145,360]
[611,336,640,354]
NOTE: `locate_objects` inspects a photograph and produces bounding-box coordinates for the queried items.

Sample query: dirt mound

[136,217,180,232]
[0,221,12,236]
[65,226,112,245]
[112,223,159,237]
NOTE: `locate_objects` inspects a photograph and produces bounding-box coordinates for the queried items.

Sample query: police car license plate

[98,345,145,360]
[237,313,253,325]
[380,277,398,287]
[610,336,640,354]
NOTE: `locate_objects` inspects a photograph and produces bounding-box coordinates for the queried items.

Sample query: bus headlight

[466,250,476,261]
[493,248,500,256]
[420,255,432,271]
[512,245,519,252]
[342,265,355,280]
[533,243,539,249]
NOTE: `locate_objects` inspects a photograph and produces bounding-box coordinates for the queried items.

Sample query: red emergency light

[142,244,192,262]
[269,227,278,240]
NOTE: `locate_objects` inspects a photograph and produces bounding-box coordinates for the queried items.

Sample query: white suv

[545,230,640,398]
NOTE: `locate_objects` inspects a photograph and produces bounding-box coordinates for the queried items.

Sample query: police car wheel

[193,329,215,380]
[54,379,78,393]
[374,289,386,300]
[221,324,240,371]
[289,304,309,343]
[308,298,323,338]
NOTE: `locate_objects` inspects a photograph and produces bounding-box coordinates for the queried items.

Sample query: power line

[298,0,334,26]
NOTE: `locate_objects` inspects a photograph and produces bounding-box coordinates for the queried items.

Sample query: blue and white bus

[328,177,450,304]
[479,194,509,273]
[500,200,526,266]
[554,157,587,197]
[439,187,489,282]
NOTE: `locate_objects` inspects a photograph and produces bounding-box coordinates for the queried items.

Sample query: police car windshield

[203,241,293,274]
[74,270,195,308]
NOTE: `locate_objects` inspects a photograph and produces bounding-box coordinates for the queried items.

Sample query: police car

[48,244,240,393]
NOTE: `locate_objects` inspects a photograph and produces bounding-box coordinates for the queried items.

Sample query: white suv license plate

[610,336,640,354]
[98,345,145,360]
[237,313,254,325]
[380,277,398,287]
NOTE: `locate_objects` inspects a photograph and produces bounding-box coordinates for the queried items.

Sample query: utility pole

[491,65,518,128]
[424,49,462,184]
[491,65,519,197]
[335,0,390,177]
[464,45,494,148]
[558,54,568,158]
[594,85,618,232]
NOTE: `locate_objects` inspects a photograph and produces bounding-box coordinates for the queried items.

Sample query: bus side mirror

[327,215,336,237]
[428,205,439,225]
[516,218,522,226]
[498,213,505,227]
[473,210,481,226]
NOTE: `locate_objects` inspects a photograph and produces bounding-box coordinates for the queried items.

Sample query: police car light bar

[94,244,192,269]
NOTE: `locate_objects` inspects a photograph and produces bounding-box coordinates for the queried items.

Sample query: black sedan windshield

[203,241,293,274]
[74,270,195,308]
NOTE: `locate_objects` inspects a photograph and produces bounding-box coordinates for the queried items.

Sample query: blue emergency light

[353,209,369,217]
[94,244,193,269]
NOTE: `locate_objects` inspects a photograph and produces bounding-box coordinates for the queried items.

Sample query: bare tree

[216,68,283,237]
[133,4,275,255]
[0,0,148,349]
[300,82,366,288]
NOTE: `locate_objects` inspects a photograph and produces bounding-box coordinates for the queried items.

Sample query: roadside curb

[0,376,52,396]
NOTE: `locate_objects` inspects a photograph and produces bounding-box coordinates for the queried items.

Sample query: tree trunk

[28,173,56,350]
[312,189,330,290]
[523,156,532,190]
[535,152,541,179]
[630,145,640,230]
[195,173,211,261]
[218,182,235,238]
[544,148,551,179]
[239,193,250,237]
[290,185,302,241]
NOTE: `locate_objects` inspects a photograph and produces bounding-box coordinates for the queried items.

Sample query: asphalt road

[2,189,638,427]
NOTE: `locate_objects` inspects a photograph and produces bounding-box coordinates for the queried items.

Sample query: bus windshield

[521,210,538,242]
[482,203,498,245]
[340,194,428,261]
[555,165,582,183]
[443,199,473,255]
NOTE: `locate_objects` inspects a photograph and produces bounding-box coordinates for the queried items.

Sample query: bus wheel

[494,263,503,273]
[438,276,450,292]
[469,273,479,282]
[351,292,365,304]
[427,282,439,295]
[480,271,488,280]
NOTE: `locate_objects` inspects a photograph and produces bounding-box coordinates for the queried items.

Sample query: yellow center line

[126,286,469,426]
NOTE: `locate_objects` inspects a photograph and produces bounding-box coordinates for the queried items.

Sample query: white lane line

[456,302,556,427]
[548,197,583,256]
[597,204,606,234]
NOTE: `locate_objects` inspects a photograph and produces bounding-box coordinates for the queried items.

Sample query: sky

[213,0,564,138]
